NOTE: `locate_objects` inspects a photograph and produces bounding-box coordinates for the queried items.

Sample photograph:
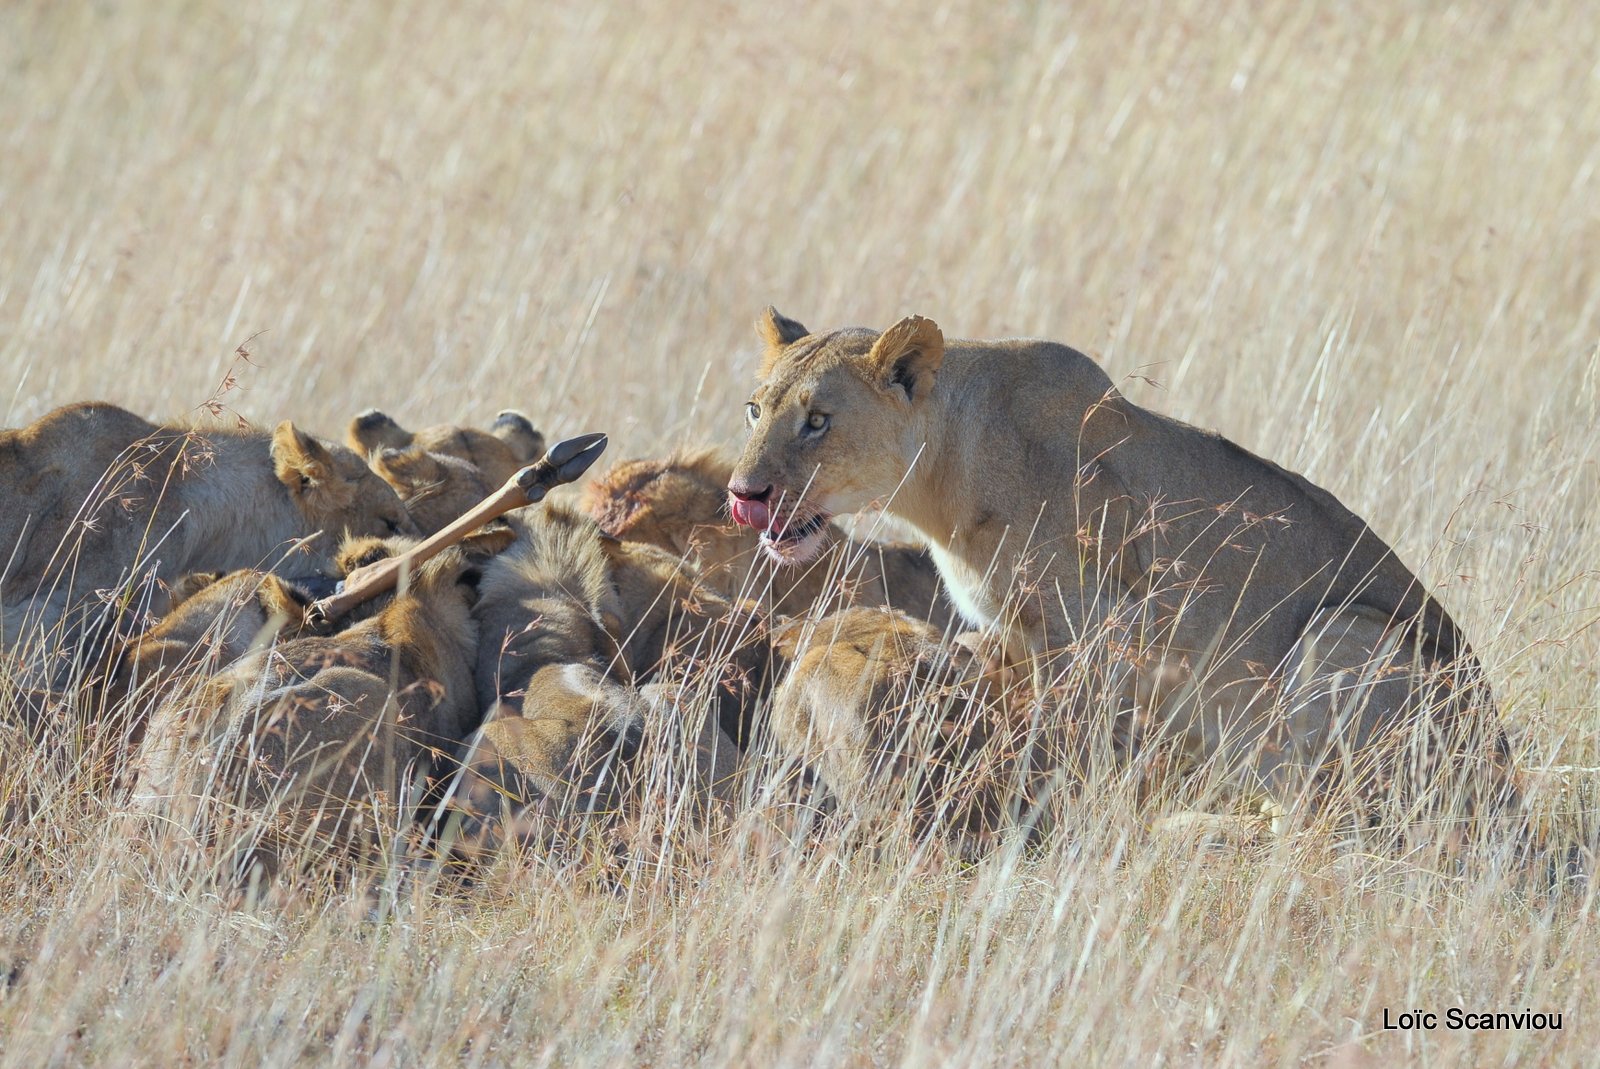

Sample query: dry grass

[3,0,1599,1065]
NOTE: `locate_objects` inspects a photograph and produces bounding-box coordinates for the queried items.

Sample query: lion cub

[769,607,1036,853]
[1,403,416,680]
[346,409,543,485]
[438,503,759,868]
[583,449,953,629]
[132,530,509,883]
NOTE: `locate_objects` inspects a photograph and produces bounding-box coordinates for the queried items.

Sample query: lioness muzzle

[308,431,608,626]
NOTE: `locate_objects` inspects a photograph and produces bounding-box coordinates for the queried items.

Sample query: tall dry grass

[2,1,1598,1065]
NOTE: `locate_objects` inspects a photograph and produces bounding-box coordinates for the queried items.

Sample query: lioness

[770,607,1032,853]
[439,504,755,870]
[583,448,954,628]
[728,309,1512,826]
[473,501,768,753]
[1,403,417,674]
[98,570,328,741]
[346,409,544,485]
[367,445,496,537]
[132,532,507,883]
[106,530,442,717]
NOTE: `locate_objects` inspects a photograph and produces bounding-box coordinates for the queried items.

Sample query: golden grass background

[2,1,1598,1065]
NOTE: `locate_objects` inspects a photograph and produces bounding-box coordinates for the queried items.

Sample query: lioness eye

[746,401,761,424]
[805,412,830,434]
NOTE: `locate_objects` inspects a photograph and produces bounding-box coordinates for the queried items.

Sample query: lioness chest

[927,542,1001,630]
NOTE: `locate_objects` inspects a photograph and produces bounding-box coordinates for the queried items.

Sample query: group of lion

[1,309,1535,887]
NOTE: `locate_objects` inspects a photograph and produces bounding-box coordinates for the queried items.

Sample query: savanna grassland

[2,1,1599,1066]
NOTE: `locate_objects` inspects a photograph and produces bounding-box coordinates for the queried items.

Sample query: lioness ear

[272,421,336,492]
[492,410,544,462]
[757,307,809,349]
[867,315,944,401]
[756,307,810,376]
[373,444,436,483]
[769,615,809,660]
[168,570,225,607]
[460,522,517,560]
[347,408,410,454]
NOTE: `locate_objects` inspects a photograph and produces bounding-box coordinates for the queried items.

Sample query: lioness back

[0,403,166,588]
[2,402,416,678]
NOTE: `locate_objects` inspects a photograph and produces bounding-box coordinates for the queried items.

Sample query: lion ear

[168,570,225,608]
[756,307,810,376]
[460,521,517,560]
[757,307,809,349]
[346,408,411,455]
[769,615,810,660]
[271,421,335,491]
[866,315,944,401]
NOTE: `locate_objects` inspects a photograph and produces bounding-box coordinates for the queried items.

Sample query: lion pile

[0,312,1549,892]
[0,400,999,889]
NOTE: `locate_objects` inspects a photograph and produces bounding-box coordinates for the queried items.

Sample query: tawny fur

[583,448,954,629]
[731,310,1514,826]
[100,570,320,751]
[94,536,415,728]
[1,403,417,674]
[346,409,544,485]
[439,503,762,867]
[444,678,739,872]
[368,444,495,536]
[770,607,1034,852]
[131,537,502,883]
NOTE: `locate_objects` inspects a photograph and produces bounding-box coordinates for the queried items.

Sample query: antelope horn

[308,432,608,626]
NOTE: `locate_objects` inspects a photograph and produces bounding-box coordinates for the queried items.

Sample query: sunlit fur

[733,311,1516,827]
[1,403,417,680]
[770,606,1036,854]
[584,448,955,628]
[346,409,544,485]
[440,502,761,865]
[368,444,494,536]
[131,537,502,884]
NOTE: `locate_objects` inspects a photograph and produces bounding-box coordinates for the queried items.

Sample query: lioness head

[270,421,420,543]
[582,449,736,556]
[106,569,322,708]
[728,309,944,564]
[369,445,493,536]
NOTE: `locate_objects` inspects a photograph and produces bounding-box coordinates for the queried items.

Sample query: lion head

[269,421,420,544]
[727,308,944,565]
[368,444,493,536]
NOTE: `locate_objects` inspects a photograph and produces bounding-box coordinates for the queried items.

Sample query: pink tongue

[728,495,771,530]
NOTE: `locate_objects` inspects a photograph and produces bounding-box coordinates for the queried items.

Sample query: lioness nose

[728,483,772,504]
